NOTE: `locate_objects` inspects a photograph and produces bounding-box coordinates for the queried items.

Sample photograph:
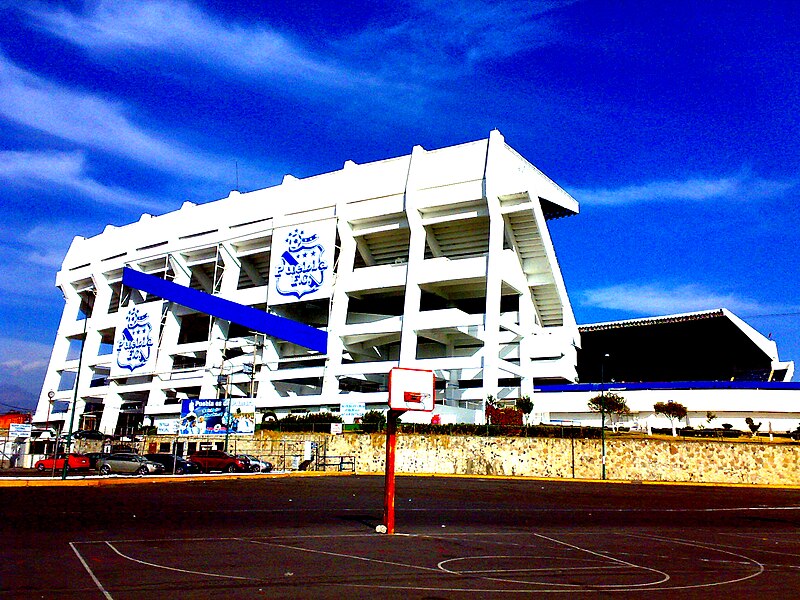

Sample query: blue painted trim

[537,381,800,393]
[122,267,328,353]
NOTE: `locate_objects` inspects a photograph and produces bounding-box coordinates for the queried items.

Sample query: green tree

[744,417,762,437]
[361,410,386,433]
[588,392,630,427]
[654,401,688,436]
[516,395,534,425]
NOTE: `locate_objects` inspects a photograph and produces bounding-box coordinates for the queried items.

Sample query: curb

[0,470,355,487]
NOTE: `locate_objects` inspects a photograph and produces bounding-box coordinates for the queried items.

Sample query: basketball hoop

[382,367,435,535]
[388,367,435,412]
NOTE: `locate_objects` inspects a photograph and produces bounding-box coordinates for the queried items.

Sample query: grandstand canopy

[577,309,792,384]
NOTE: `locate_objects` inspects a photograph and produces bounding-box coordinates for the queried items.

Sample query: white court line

[532,533,670,588]
[247,537,444,574]
[70,542,114,600]
[436,539,670,589]
[624,532,767,591]
[70,530,774,596]
[104,541,253,580]
[173,504,800,514]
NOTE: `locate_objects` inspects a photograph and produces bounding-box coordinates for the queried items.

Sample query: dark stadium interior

[578,312,775,383]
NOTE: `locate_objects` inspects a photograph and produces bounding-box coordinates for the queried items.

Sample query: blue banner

[180,399,227,435]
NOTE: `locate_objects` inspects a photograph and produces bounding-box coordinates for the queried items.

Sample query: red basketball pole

[382,409,400,534]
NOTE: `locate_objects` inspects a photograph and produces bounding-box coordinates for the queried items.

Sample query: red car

[34,453,90,472]
[189,450,247,473]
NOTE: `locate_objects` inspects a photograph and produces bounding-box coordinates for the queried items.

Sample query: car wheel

[137,466,148,475]
[36,463,45,472]
[175,466,184,475]
[225,464,237,473]
[100,465,111,475]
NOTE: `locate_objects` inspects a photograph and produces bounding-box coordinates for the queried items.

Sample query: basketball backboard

[388,367,435,412]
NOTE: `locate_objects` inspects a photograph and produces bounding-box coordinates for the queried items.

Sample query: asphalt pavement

[3,474,800,598]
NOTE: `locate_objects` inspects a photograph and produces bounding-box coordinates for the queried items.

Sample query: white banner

[340,401,366,419]
[111,300,163,378]
[156,419,179,435]
[9,423,32,438]
[268,220,336,306]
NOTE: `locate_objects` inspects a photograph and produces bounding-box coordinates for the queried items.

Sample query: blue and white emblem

[115,306,154,372]
[274,228,328,299]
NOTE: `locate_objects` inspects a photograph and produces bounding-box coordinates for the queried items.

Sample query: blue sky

[1,0,798,410]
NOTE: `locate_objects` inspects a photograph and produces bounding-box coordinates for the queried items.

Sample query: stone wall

[143,431,800,486]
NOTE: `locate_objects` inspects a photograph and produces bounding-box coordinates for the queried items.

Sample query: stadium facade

[33,132,798,437]
[34,131,585,435]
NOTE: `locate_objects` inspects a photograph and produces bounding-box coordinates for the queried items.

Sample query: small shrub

[361,410,386,433]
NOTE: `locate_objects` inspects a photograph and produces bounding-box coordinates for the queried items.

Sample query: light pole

[221,371,231,452]
[600,353,609,480]
[44,390,55,452]
[62,306,91,480]
[218,338,232,452]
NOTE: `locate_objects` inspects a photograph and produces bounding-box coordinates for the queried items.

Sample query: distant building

[0,412,30,429]
[33,131,582,435]
[536,310,797,432]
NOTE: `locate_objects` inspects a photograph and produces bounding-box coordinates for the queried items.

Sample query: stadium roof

[577,309,794,384]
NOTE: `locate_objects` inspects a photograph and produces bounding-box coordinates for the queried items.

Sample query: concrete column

[322,218,356,397]
[399,145,427,367]
[482,130,506,400]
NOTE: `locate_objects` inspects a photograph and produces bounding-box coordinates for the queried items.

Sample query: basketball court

[3,474,800,598]
[67,528,789,597]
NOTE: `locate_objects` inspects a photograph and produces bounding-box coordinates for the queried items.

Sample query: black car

[73,430,106,440]
[144,453,202,475]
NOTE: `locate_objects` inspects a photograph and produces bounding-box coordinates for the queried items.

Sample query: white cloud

[25,0,364,88]
[338,0,566,84]
[0,219,93,301]
[580,283,769,316]
[571,172,796,206]
[0,52,237,181]
[0,338,52,375]
[25,0,567,91]
[0,338,52,399]
[0,150,166,211]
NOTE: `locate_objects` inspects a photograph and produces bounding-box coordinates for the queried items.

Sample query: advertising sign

[340,401,366,420]
[179,399,255,435]
[111,300,163,378]
[155,419,179,435]
[180,399,226,435]
[227,398,256,435]
[268,220,336,306]
[9,423,32,438]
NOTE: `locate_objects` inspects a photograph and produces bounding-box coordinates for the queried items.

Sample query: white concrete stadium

[32,131,797,437]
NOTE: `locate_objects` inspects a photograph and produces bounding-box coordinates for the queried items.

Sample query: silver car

[238,454,273,472]
[97,453,165,475]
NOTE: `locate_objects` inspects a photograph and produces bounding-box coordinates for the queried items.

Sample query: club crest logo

[274,228,328,299]
[116,306,154,371]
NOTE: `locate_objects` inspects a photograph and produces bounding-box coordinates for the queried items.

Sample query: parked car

[189,450,248,473]
[73,429,106,440]
[34,453,90,472]
[85,452,111,470]
[237,454,273,472]
[97,453,165,475]
[144,453,202,475]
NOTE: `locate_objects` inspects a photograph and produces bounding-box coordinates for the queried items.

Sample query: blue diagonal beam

[122,267,328,353]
